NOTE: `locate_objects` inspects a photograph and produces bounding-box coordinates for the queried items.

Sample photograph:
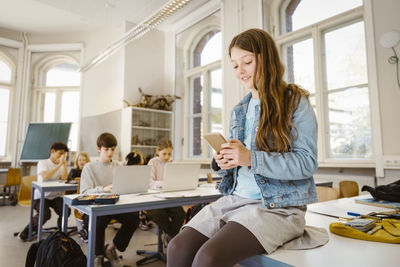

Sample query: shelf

[131,106,173,114]
[132,126,171,131]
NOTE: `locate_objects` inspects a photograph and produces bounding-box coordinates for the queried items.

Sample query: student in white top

[147,138,186,245]
[18,142,71,241]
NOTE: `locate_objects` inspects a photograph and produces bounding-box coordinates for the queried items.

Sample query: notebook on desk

[354,197,400,209]
[112,165,151,195]
[161,162,200,192]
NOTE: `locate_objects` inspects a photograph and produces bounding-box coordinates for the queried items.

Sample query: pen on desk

[367,225,382,235]
[347,212,361,217]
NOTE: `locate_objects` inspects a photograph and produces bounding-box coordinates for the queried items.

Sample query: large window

[0,56,13,157]
[278,0,371,163]
[186,31,222,158]
[33,60,80,151]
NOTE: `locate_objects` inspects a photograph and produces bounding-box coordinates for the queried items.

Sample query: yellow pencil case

[330,219,400,243]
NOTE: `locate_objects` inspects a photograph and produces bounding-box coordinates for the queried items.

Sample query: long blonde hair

[75,152,90,169]
[155,138,173,156]
[229,28,309,155]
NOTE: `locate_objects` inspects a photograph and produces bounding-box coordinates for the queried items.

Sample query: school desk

[62,187,222,267]
[29,181,78,241]
[239,196,399,267]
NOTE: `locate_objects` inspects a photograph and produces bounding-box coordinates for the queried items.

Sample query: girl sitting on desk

[167,28,320,267]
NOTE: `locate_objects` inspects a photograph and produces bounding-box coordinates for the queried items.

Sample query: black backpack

[25,231,86,267]
[362,179,400,202]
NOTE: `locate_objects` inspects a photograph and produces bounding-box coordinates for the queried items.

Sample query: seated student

[68,151,90,181]
[125,150,152,231]
[18,142,71,241]
[147,138,186,245]
[80,133,139,267]
[67,151,91,242]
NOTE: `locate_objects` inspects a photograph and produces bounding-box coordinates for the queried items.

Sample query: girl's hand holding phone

[214,139,251,169]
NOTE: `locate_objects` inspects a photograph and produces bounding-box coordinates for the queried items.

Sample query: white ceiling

[0,0,204,33]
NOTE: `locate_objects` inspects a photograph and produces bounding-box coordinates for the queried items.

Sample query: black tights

[167,222,264,267]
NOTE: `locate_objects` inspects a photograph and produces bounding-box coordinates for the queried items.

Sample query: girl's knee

[166,235,180,256]
[192,246,220,267]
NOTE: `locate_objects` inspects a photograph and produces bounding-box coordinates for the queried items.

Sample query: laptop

[112,165,151,195]
[161,163,200,192]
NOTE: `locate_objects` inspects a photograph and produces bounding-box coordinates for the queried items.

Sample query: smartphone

[203,132,227,153]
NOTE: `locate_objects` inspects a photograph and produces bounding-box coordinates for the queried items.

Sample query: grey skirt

[183,194,307,254]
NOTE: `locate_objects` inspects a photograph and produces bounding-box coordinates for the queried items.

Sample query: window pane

[0,122,6,156]
[43,92,56,122]
[192,117,202,156]
[61,92,80,123]
[210,69,222,108]
[285,38,315,94]
[68,123,78,152]
[45,62,80,86]
[325,21,367,90]
[193,31,221,68]
[327,87,371,159]
[210,69,223,133]
[286,0,362,33]
[191,76,203,114]
[201,32,222,66]
[0,60,12,83]
[0,89,10,122]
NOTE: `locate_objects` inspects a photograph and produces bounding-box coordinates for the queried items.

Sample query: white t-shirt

[34,159,65,200]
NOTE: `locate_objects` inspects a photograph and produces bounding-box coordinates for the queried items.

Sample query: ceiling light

[79,0,192,72]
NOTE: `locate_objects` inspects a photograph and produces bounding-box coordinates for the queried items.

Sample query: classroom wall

[123,22,166,105]
[80,25,125,117]
[371,0,400,157]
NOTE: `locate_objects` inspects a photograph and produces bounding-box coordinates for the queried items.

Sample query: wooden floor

[0,203,166,267]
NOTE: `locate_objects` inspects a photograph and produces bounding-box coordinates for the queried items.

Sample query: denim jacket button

[269,203,275,208]
[259,179,266,184]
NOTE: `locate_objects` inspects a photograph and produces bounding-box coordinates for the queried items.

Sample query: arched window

[277,0,371,162]
[33,57,81,151]
[281,0,362,34]
[0,55,14,157]
[186,30,222,158]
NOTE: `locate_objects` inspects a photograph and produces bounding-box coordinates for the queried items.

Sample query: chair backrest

[6,168,21,186]
[18,176,37,206]
[339,180,359,198]
[316,186,339,202]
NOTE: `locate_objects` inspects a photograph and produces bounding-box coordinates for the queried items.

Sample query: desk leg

[28,187,35,241]
[87,212,96,267]
[62,199,68,233]
[37,191,45,241]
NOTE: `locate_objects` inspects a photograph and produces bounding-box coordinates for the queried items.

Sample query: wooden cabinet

[121,107,173,162]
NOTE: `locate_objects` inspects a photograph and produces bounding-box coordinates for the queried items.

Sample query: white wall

[123,22,165,105]
[371,0,400,155]
[81,26,125,117]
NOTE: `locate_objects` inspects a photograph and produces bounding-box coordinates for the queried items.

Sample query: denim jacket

[213,93,318,209]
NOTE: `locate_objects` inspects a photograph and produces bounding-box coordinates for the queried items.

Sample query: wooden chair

[1,168,21,205]
[339,180,359,198]
[17,176,37,207]
[316,186,339,202]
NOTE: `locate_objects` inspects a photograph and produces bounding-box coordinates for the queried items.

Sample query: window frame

[0,51,16,159]
[275,5,375,167]
[182,26,222,160]
[32,55,81,151]
[185,60,222,159]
